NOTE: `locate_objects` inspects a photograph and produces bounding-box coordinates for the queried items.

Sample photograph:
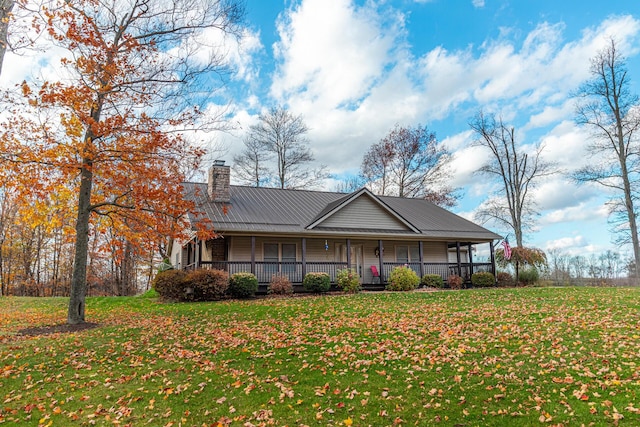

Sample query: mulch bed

[17,322,100,337]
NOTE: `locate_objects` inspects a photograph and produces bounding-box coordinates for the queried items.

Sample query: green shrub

[471,271,495,288]
[421,274,443,288]
[447,274,463,290]
[268,274,293,296]
[229,272,259,298]
[496,271,514,287]
[386,266,419,291]
[152,269,188,300]
[336,268,361,293]
[186,268,229,301]
[518,268,539,286]
[303,272,331,293]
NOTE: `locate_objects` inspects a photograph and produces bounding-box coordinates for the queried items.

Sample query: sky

[3,0,640,260]
[226,0,640,261]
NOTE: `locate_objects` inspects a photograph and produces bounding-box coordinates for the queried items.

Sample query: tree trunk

[620,154,640,281]
[67,164,93,324]
[0,0,14,77]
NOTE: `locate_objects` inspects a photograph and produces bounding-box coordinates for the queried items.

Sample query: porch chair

[370,265,380,284]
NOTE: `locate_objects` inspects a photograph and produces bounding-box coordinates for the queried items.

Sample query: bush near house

[447,274,463,290]
[303,272,331,293]
[496,271,515,287]
[471,271,495,288]
[229,272,259,298]
[152,269,188,300]
[336,268,361,293]
[268,274,293,296]
[186,268,229,301]
[518,268,540,286]
[387,266,420,291]
[421,274,444,288]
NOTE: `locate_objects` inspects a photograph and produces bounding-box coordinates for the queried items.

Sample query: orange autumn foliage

[0,0,242,319]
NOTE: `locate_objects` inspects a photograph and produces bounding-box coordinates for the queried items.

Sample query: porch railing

[194,261,493,284]
[198,261,348,284]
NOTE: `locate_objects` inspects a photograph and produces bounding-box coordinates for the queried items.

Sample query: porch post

[302,237,307,278]
[468,243,474,276]
[346,239,351,269]
[418,241,424,278]
[456,241,462,277]
[195,237,200,269]
[250,236,256,275]
[490,241,496,278]
[378,240,384,284]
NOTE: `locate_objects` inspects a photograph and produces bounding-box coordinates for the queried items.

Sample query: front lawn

[1,287,639,426]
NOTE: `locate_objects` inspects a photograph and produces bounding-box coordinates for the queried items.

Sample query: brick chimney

[208,160,230,202]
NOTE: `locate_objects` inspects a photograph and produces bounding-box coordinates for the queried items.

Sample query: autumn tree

[236,107,327,189]
[0,0,243,322]
[573,39,640,281]
[496,246,547,283]
[469,112,555,247]
[361,124,458,207]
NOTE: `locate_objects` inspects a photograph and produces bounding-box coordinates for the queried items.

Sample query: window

[396,246,409,264]
[264,243,279,274]
[395,245,420,263]
[263,243,297,274]
[282,244,296,273]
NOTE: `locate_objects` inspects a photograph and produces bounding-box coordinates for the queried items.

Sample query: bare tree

[573,39,640,280]
[361,124,459,207]
[232,135,272,187]
[469,112,555,247]
[334,175,366,194]
[240,106,327,189]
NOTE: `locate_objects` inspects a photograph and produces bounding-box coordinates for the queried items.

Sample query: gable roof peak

[306,187,421,233]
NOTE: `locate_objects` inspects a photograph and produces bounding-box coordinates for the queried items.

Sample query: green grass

[1,287,639,426]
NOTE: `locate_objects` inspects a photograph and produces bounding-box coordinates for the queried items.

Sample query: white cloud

[472,0,485,8]
[540,202,609,225]
[543,235,601,256]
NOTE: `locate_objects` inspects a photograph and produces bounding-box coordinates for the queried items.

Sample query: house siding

[318,195,411,231]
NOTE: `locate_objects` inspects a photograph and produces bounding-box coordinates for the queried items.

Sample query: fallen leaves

[1,288,640,425]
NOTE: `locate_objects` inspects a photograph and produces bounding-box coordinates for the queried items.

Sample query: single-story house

[170,160,501,290]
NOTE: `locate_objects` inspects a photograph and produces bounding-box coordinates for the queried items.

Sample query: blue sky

[3,0,640,260]
[213,0,640,260]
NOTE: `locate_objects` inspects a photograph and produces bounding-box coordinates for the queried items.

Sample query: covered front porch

[180,236,496,289]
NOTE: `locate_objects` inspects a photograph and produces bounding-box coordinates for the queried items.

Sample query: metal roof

[183,183,502,242]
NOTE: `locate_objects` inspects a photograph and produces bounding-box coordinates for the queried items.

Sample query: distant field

[1,287,639,426]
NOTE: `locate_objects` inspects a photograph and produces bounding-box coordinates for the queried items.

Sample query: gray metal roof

[183,183,501,242]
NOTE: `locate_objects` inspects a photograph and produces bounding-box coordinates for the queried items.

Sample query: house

[170,160,502,290]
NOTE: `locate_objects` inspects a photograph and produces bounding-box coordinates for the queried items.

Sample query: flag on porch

[501,237,512,260]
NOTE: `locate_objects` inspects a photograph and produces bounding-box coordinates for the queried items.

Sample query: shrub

[336,268,361,293]
[471,271,495,288]
[447,274,463,290]
[229,272,259,298]
[268,274,293,296]
[186,268,229,301]
[386,266,419,291]
[518,268,539,286]
[421,274,443,288]
[303,272,331,293]
[496,271,514,287]
[152,269,188,300]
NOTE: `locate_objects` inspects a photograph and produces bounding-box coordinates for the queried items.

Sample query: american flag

[501,237,512,260]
